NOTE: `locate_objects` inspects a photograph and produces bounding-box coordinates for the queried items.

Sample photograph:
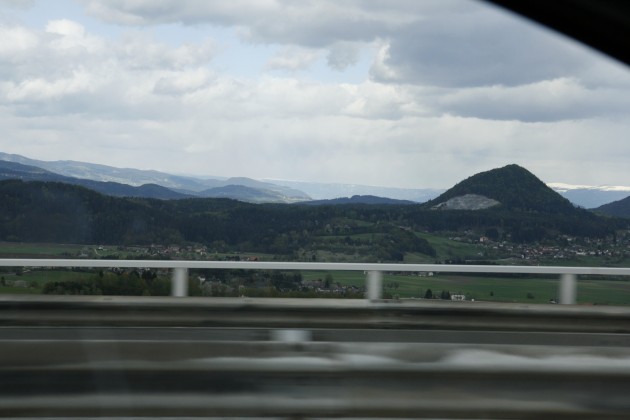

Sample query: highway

[2,296,630,418]
[4,326,630,346]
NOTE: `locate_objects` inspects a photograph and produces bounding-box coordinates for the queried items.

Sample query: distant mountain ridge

[198,177,311,203]
[0,153,310,203]
[297,195,416,205]
[550,183,630,208]
[0,152,428,204]
[560,189,630,208]
[0,160,190,200]
[0,152,215,191]
[1,152,627,207]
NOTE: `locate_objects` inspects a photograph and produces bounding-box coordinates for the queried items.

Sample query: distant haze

[264,179,442,202]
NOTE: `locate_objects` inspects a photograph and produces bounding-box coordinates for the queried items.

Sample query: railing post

[559,273,576,304]
[171,267,189,297]
[366,270,382,301]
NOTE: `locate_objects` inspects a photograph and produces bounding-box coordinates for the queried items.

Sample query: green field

[0,270,94,294]
[0,242,85,257]
[0,267,629,305]
[415,231,483,260]
[301,270,630,305]
[540,255,630,268]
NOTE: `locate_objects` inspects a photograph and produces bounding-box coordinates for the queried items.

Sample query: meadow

[0,269,93,294]
[301,270,630,305]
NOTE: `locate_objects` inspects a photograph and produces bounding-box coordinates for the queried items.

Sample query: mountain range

[0,152,628,210]
[0,160,191,200]
[0,153,309,204]
[0,163,624,253]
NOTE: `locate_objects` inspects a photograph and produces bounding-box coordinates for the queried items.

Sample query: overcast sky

[1,0,629,189]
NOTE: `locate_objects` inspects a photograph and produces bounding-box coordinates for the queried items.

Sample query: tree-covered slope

[0,180,180,244]
[595,196,630,218]
[0,180,435,259]
[0,172,623,254]
[426,164,577,214]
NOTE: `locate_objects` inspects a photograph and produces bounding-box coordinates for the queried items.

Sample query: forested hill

[0,180,436,260]
[426,164,577,214]
[595,196,630,218]
[0,179,624,259]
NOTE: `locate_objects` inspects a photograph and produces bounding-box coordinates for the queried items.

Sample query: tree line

[0,180,625,261]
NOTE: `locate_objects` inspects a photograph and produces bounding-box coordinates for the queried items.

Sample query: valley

[1,159,629,304]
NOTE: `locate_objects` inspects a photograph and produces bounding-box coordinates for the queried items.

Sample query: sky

[1,0,629,189]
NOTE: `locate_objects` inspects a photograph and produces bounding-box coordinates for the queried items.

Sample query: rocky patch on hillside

[432,194,500,210]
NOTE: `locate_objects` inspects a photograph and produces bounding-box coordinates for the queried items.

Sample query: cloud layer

[0,0,628,188]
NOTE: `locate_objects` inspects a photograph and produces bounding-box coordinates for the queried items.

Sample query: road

[4,325,630,346]
[2,296,630,418]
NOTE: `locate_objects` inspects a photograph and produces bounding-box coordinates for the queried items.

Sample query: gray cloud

[432,78,630,122]
[370,5,594,88]
[327,42,361,71]
[79,0,417,44]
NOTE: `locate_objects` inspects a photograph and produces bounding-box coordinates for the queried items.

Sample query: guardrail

[4,259,630,418]
[3,259,630,303]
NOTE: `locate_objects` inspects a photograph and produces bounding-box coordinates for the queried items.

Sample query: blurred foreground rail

[4,258,630,300]
[3,296,630,418]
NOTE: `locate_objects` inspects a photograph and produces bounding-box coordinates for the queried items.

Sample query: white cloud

[44,19,106,55]
[369,42,398,82]
[153,68,212,95]
[265,47,320,72]
[341,81,426,119]
[46,19,85,37]
[0,25,38,57]
[0,19,218,117]
[116,32,216,70]
[4,70,94,101]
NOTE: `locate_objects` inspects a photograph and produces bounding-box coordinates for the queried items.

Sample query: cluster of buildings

[451,232,630,264]
[300,279,362,295]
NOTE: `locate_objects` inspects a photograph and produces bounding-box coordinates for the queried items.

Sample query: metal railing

[4,259,630,418]
[3,258,630,303]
